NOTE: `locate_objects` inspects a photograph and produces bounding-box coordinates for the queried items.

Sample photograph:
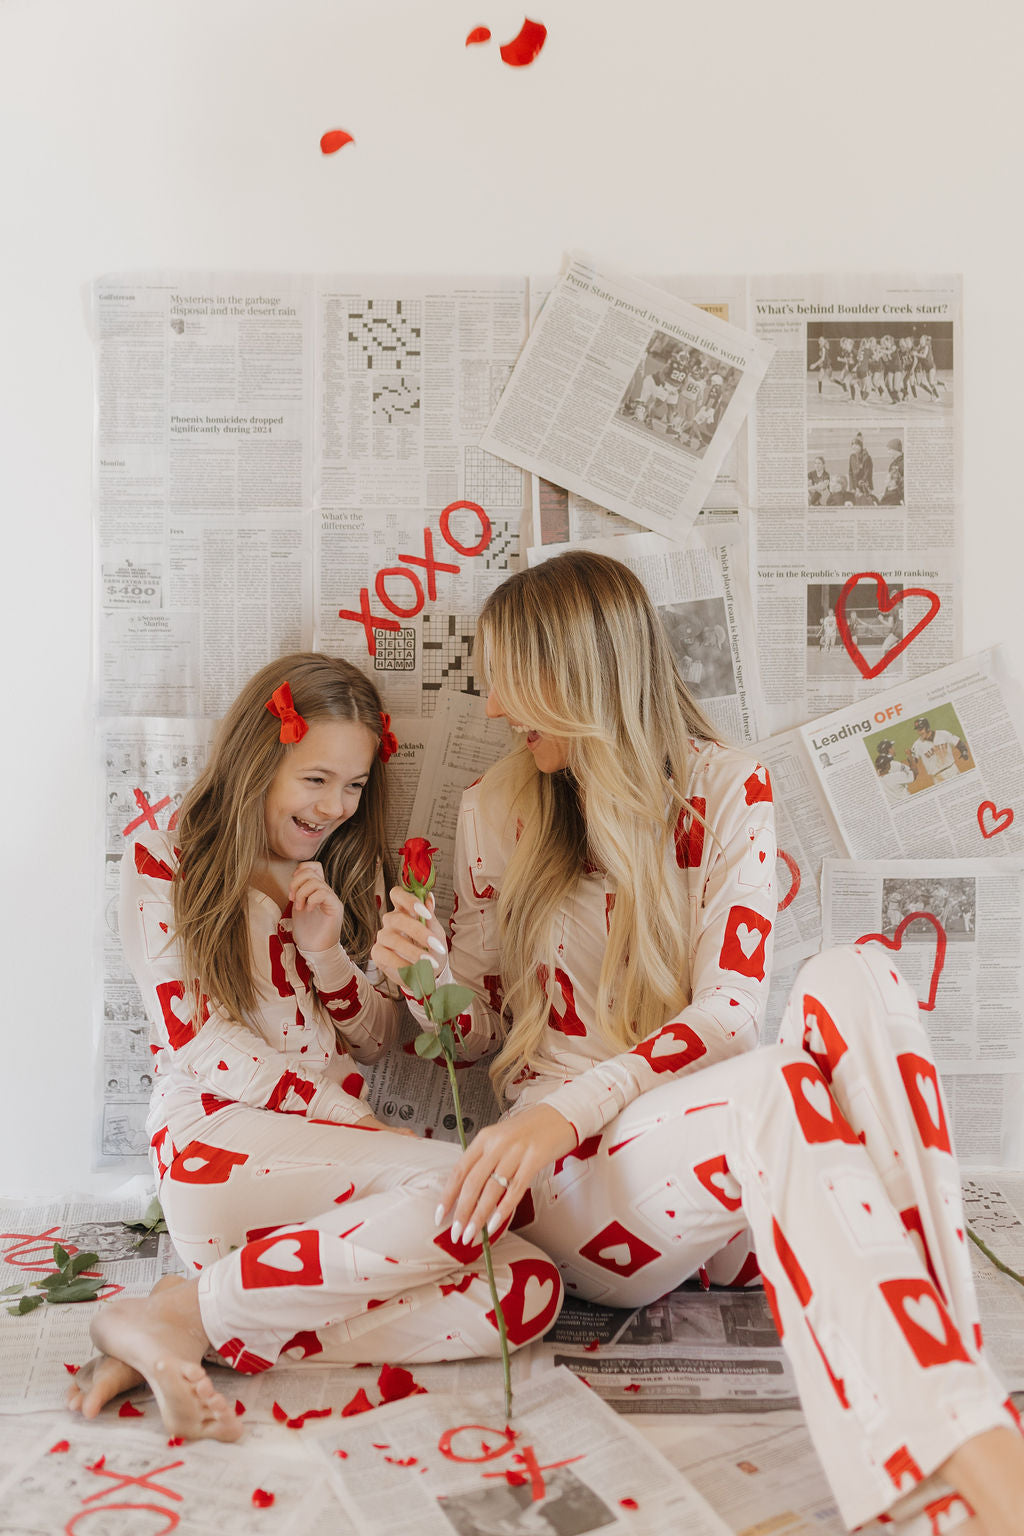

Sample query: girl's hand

[289,861,344,953]
[370,886,448,986]
[435,1104,578,1245]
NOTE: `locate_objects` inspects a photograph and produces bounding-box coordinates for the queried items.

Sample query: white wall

[2,0,1022,1195]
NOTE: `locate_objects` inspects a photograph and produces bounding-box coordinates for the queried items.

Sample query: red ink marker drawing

[122,788,172,837]
[978,800,1014,838]
[834,572,940,680]
[776,849,801,912]
[856,911,947,1012]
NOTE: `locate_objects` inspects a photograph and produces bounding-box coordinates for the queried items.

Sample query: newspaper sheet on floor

[748,273,961,566]
[963,1173,1024,1386]
[315,1367,731,1535]
[93,275,314,719]
[821,857,1024,1072]
[316,276,529,718]
[482,260,772,544]
[799,649,1024,863]
[530,1289,798,1416]
[528,528,762,746]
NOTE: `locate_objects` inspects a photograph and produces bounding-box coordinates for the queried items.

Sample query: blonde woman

[376,553,1024,1536]
[68,653,562,1441]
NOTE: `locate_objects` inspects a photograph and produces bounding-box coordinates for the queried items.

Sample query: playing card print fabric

[412,747,1016,1531]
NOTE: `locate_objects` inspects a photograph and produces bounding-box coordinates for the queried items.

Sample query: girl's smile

[263,719,377,863]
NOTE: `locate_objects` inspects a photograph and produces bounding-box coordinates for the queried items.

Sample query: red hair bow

[265,682,308,744]
[378,712,398,764]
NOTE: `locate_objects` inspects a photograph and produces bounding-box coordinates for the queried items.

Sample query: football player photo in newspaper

[806,582,906,681]
[616,330,742,459]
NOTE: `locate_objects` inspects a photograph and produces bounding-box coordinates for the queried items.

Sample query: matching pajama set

[119,835,564,1375]
[405,741,1018,1533]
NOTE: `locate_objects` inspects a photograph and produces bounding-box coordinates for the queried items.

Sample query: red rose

[401,837,438,895]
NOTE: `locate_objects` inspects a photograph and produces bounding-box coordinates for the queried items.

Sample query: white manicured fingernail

[434,1204,446,1226]
[414,902,432,921]
[427,936,447,957]
[462,1224,476,1246]
[450,1220,462,1243]
[486,1210,502,1236]
[428,955,442,973]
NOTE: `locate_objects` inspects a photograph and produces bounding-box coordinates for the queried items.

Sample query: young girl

[68,653,562,1441]
[375,554,1024,1536]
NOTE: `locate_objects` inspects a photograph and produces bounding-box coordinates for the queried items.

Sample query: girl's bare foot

[89,1276,242,1443]
[67,1275,186,1418]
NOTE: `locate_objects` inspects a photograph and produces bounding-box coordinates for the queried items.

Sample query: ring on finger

[488,1172,510,1191]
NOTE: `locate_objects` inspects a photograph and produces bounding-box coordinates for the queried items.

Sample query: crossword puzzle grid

[372,377,421,424]
[421,613,482,713]
[464,445,524,508]
[347,298,423,370]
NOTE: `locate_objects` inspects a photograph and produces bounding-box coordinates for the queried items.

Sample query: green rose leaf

[0,1283,24,1296]
[8,1295,45,1315]
[44,1278,105,1305]
[429,984,474,1025]
[68,1251,101,1278]
[437,1023,457,1060]
[52,1243,70,1269]
[414,1031,443,1059]
[399,957,436,1001]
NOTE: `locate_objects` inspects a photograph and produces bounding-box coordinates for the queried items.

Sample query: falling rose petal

[49,1441,71,1454]
[384,1455,418,1466]
[168,1437,184,1447]
[252,1488,275,1509]
[499,17,547,66]
[286,1408,333,1429]
[320,129,354,156]
[583,1340,600,1352]
[465,25,491,45]
[506,1470,529,1486]
[377,1362,425,1402]
[272,1401,289,1423]
[87,1456,106,1472]
[234,1399,246,1415]
[372,1443,390,1450]
[620,1497,639,1510]
[341,1387,375,1417]
[334,1449,349,1459]
[63,1363,81,1375]
[623,1383,642,1393]
[118,1401,145,1418]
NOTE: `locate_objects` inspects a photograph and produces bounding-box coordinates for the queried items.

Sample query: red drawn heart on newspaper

[834,572,941,679]
[776,848,801,911]
[855,911,947,1012]
[977,801,1014,838]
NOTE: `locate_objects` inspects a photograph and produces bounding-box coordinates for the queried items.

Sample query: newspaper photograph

[798,648,1024,863]
[315,276,529,719]
[317,1367,732,1536]
[530,476,741,554]
[821,858,1024,1071]
[482,260,772,543]
[755,557,958,735]
[94,275,314,718]
[534,1289,799,1416]
[748,274,961,567]
[529,528,761,745]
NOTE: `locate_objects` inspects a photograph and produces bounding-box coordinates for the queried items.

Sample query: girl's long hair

[475,552,722,1100]
[172,652,393,1025]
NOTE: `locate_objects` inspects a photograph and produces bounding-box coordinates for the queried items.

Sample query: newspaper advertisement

[822,858,1024,1071]
[99,719,215,1162]
[533,1289,799,1416]
[748,274,961,566]
[529,529,762,746]
[316,1367,731,1536]
[315,277,529,717]
[94,275,313,718]
[755,556,958,735]
[482,260,772,543]
[798,649,1024,863]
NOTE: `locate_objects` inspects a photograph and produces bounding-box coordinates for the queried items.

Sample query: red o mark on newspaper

[978,801,1014,838]
[835,572,940,679]
[339,501,492,657]
[776,849,801,911]
[855,911,947,1012]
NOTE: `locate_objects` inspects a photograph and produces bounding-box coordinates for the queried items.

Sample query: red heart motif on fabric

[855,911,946,1011]
[776,849,801,911]
[835,571,940,679]
[977,801,1014,838]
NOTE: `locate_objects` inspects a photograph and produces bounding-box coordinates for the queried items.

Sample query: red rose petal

[499,17,547,67]
[286,1407,333,1429]
[272,1401,288,1423]
[378,1362,425,1402]
[118,1401,144,1418]
[49,1441,70,1454]
[252,1488,275,1508]
[465,25,491,44]
[334,1448,349,1459]
[341,1387,375,1417]
[583,1340,600,1352]
[320,130,354,155]
[385,1455,418,1466]
[623,1383,642,1393]
[63,1363,81,1375]
[234,1399,246,1415]
[87,1456,106,1472]
[621,1497,639,1510]
[168,1437,184,1447]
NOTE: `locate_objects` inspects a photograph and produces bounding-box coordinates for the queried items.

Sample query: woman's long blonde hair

[476,552,722,1100]
[172,652,393,1026]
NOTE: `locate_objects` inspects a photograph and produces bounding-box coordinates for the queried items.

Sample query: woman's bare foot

[89,1276,242,1442]
[67,1275,186,1418]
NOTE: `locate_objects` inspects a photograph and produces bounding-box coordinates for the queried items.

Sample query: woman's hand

[436,1104,578,1245]
[370,886,448,987]
[289,861,344,953]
